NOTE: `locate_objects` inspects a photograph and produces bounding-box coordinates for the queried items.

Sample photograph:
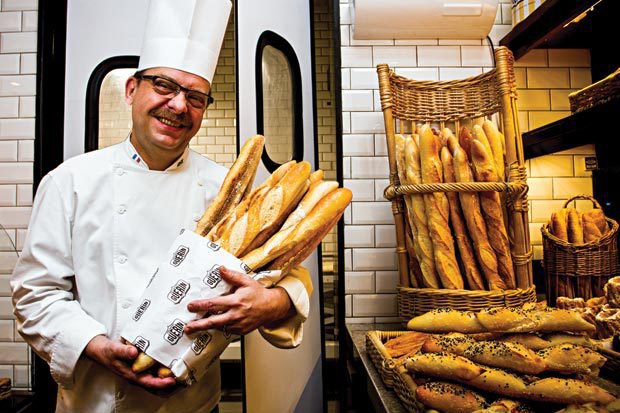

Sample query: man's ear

[125,77,138,105]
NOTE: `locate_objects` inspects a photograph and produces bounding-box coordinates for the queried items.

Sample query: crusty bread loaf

[405,135,440,288]
[525,378,616,405]
[268,188,352,272]
[472,125,495,174]
[415,382,488,413]
[404,352,484,381]
[470,140,516,289]
[241,180,338,270]
[473,399,534,413]
[467,367,527,398]
[441,146,486,290]
[583,209,608,235]
[498,333,552,350]
[422,333,476,354]
[408,308,484,333]
[195,135,265,236]
[409,307,596,334]
[452,143,503,290]
[464,340,545,374]
[419,125,464,289]
[550,209,569,241]
[482,120,506,182]
[543,333,594,348]
[537,343,606,375]
[459,126,474,159]
[567,207,585,244]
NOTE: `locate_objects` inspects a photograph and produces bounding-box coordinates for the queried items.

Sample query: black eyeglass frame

[137,74,215,109]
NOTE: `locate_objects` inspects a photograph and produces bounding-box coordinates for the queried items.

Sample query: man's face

[125,67,210,156]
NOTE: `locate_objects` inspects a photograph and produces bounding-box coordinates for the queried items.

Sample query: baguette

[422,333,476,354]
[441,146,485,290]
[464,340,545,374]
[482,120,506,182]
[537,343,606,375]
[240,180,338,270]
[407,308,484,333]
[405,134,440,288]
[470,140,516,289]
[466,367,527,398]
[452,144,502,290]
[132,352,157,373]
[404,352,484,381]
[583,217,603,243]
[471,124,495,175]
[550,209,569,242]
[583,209,608,235]
[498,333,553,351]
[415,382,488,413]
[567,207,585,244]
[422,334,546,375]
[525,378,616,405]
[419,125,464,289]
[459,126,474,160]
[195,135,265,236]
[269,188,352,272]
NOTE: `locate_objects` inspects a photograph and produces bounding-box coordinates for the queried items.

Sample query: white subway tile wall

[0,0,35,389]
[340,0,595,322]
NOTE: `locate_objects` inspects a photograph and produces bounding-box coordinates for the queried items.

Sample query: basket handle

[562,195,603,210]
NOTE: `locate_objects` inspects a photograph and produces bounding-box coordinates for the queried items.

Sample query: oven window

[256,31,303,172]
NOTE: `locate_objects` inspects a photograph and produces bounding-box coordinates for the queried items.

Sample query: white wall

[0,0,37,390]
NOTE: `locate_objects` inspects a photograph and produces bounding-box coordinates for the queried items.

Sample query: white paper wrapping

[120,229,282,385]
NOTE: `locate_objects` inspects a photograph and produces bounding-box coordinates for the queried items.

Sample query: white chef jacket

[11,139,311,413]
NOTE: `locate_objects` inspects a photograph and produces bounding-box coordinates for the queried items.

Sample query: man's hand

[185,266,294,335]
[84,335,177,394]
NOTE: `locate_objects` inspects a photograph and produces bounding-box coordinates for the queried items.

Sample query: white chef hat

[137,0,232,84]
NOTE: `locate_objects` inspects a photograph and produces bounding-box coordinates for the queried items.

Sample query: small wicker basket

[569,68,620,113]
[392,366,424,413]
[365,330,409,388]
[378,46,536,323]
[541,195,619,306]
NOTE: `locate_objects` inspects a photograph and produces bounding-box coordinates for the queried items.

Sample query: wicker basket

[365,330,409,388]
[541,195,619,306]
[392,366,424,413]
[598,346,620,378]
[378,46,535,322]
[569,68,620,113]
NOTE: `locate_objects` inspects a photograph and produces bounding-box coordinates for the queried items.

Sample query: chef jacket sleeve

[258,265,313,348]
[10,174,108,389]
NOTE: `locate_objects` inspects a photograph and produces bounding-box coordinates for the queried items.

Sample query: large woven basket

[365,330,409,388]
[378,46,535,323]
[541,195,619,306]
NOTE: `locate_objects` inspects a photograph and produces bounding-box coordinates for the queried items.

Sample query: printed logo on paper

[133,299,151,321]
[203,265,222,288]
[171,245,190,267]
[164,319,186,345]
[133,336,150,352]
[207,241,220,252]
[167,280,190,304]
[191,333,212,355]
[240,262,252,273]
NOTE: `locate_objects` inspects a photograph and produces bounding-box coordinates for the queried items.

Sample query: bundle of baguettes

[548,206,610,245]
[132,135,352,377]
[394,119,519,291]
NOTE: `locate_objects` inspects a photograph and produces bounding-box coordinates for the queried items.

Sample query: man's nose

[166,91,189,113]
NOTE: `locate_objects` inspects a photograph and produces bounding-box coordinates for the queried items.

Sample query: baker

[10,0,311,412]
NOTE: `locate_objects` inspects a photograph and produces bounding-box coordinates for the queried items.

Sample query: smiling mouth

[157,117,185,128]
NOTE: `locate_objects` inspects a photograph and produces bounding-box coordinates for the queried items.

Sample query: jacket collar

[123,135,190,172]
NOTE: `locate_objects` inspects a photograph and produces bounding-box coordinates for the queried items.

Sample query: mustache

[149,108,192,128]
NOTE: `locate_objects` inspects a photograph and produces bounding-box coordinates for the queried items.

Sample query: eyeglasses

[137,75,214,109]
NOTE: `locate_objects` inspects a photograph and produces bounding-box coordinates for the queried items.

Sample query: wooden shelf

[499,0,598,60]
[523,98,620,160]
